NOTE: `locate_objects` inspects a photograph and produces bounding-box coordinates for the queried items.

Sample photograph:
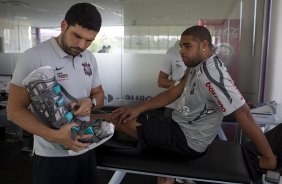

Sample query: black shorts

[136,113,201,157]
[33,149,97,184]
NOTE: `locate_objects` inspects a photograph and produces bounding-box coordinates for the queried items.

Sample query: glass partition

[0,0,269,103]
[118,0,267,103]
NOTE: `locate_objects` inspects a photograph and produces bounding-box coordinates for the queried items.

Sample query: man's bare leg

[158,177,175,184]
[91,113,114,123]
[91,113,141,140]
[92,113,176,184]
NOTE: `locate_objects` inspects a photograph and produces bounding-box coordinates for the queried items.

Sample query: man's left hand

[71,97,92,116]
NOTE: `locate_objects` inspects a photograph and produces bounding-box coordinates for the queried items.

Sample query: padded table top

[96,139,252,184]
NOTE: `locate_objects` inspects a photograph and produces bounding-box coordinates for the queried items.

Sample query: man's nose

[179,46,184,54]
[77,39,86,49]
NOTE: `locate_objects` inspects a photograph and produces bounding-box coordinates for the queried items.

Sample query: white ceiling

[0,0,123,28]
[0,0,241,28]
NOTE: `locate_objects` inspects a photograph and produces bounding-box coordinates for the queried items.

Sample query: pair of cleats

[22,66,73,129]
[22,66,114,148]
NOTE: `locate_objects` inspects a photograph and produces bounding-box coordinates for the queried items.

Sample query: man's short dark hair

[65,3,102,32]
[182,25,212,48]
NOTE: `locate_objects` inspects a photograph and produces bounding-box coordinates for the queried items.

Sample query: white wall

[264,0,282,115]
[95,53,166,103]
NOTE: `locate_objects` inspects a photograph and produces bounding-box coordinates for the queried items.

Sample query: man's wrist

[174,80,180,86]
[90,97,96,107]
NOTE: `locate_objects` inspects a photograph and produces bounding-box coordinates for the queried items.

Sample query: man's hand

[53,122,92,152]
[233,104,277,171]
[112,106,141,124]
[71,98,92,116]
[258,155,277,170]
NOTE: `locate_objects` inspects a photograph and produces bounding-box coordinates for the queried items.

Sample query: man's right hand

[53,122,92,152]
[258,155,277,170]
[112,106,141,124]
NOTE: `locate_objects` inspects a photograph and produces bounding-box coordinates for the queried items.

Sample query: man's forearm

[8,108,56,141]
[139,90,176,112]
[235,105,276,168]
[91,94,104,110]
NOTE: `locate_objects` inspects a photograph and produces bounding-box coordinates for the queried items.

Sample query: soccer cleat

[23,66,114,149]
[22,66,73,129]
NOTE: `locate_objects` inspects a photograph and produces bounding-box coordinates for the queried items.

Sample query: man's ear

[202,40,209,51]
[61,20,68,32]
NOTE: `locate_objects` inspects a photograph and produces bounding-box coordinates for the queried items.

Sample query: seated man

[92,25,277,184]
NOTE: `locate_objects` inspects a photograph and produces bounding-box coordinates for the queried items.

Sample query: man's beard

[60,33,84,57]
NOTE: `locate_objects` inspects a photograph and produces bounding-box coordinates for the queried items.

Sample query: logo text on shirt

[56,72,68,81]
[205,82,226,112]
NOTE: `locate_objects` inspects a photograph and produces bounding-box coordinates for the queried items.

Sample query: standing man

[7,3,104,184]
[158,41,191,184]
[101,25,277,184]
[158,40,187,110]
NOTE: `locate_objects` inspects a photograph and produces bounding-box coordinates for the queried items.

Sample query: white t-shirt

[11,37,101,157]
[160,51,187,109]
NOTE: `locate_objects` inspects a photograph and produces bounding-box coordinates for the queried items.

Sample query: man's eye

[73,33,81,39]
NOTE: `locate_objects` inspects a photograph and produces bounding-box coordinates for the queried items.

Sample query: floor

[0,134,211,184]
